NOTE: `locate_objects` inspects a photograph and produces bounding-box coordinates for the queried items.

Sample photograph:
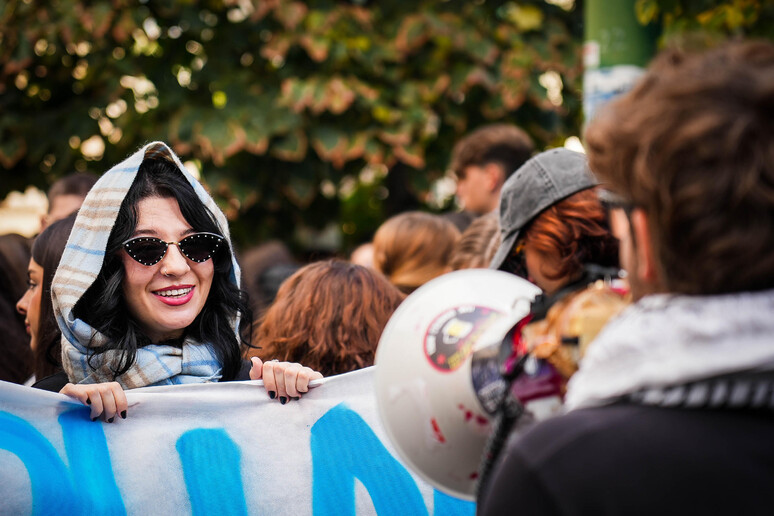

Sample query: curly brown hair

[520,189,619,282]
[248,260,404,376]
[585,40,774,295]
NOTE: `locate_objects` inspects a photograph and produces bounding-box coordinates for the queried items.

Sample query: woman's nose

[16,289,30,316]
[159,243,190,276]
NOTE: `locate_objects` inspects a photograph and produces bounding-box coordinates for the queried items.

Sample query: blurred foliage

[0,0,583,253]
[635,0,774,44]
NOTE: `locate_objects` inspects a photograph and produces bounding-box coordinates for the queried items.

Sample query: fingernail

[108,417,114,423]
[91,417,97,422]
[268,391,276,399]
[86,398,91,405]
[280,396,287,405]
[121,411,127,419]
[293,396,300,401]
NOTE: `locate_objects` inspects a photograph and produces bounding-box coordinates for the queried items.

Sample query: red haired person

[489,148,619,297]
[249,260,404,377]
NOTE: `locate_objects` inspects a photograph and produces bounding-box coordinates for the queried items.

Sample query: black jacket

[477,403,774,515]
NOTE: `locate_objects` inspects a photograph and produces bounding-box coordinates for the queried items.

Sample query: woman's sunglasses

[121,232,225,266]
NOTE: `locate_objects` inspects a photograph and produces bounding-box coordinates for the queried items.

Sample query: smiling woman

[49,142,321,422]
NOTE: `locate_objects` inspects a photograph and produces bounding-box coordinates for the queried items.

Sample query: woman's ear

[483,162,505,191]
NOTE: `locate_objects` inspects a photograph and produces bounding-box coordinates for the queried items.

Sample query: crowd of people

[1,38,773,512]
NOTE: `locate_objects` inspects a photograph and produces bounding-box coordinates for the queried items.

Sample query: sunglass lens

[179,233,222,262]
[125,238,167,266]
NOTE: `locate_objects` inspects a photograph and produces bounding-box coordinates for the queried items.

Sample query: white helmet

[374,269,541,500]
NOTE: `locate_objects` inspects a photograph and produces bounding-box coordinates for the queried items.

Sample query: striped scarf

[565,288,774,411]
[52,142,241,389]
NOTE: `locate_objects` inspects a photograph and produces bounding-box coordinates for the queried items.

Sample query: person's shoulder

[480,403,774,515]
[512,403,647,461]
[32,371,69,392]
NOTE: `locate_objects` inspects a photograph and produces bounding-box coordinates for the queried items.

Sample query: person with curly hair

[249,260,404,377]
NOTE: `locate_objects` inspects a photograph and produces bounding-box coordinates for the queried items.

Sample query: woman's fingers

[97,387,117,422]
[249,356,263,380]
[272,363,289,403]
[296,367,324,394]
[251,359,324,403]
[110,382,128,421]
[59,382,127,422]
[261,360,278,400]
[282,363,303,398]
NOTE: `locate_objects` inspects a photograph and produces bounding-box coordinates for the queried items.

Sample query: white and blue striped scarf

[51,142,241,389]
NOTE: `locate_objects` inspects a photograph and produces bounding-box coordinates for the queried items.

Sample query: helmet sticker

[424,305,503,372]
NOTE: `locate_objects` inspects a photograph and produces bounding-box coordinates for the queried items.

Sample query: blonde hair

[448,213,499,270]
[373,211,461,293]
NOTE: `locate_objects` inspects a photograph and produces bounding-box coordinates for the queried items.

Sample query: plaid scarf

[52,142,241,389]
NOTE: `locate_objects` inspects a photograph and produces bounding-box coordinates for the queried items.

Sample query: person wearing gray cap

[489,147,619,296]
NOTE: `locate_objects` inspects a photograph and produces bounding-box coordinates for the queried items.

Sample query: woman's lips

[152,285,195,306]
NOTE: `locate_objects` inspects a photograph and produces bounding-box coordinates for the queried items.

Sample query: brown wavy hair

[585,40,774,295]
[520,189,619,281]
[248,260,404,376]
[449,212,499,270]
[373,211,461,293]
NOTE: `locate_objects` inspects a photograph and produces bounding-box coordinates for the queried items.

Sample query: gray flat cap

[489,148,597,271]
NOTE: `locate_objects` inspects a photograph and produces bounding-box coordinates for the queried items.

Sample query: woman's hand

[60,382,128,423]
[249,357,323,404]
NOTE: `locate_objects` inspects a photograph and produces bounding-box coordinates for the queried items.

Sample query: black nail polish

[280,396,287,405]
[86,398,91,405]
[268,391,276,399]
[293,396,300,401]
[91,417,97,422]
[121,411,127,419]
[108,417,114,423]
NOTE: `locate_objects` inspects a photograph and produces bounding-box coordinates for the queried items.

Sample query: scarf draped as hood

[52,142,241,389]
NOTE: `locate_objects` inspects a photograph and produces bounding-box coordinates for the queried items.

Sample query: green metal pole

[583,0,659,124]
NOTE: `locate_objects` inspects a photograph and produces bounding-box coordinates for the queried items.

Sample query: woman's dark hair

[73,159,251,381]
[32,213,77,379]
[0,233,33,383]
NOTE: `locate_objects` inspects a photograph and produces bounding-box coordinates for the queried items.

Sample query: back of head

[31,213,77,379]
[523,189,619,283]
[252,260,405,376]
[373,211,461,293]
[240,241,298,317]
[45,172,98,226]
[450,124,534,180]
[48,172,99,201]
[0,233,33,383]
[585,40,774,295]
[449,213,500,270]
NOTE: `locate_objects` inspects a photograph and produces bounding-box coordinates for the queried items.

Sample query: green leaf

[635,0,660,25]
[271,130,308,162]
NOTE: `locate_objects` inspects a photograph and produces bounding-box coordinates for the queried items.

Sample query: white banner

[0,367,474,515]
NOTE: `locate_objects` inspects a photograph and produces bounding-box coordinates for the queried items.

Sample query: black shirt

[478,403,774,515]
